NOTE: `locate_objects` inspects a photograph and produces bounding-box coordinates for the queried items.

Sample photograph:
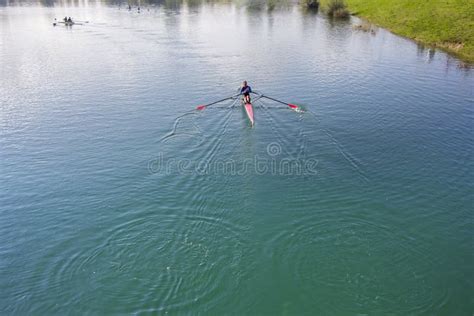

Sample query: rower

[67,17,72,23]
[63,16,68,22]
[240,81,252,104]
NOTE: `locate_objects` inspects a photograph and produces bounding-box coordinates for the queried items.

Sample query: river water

[1,1,473,314]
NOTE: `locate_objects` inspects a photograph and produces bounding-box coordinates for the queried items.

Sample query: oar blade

[288,104,298,109]
[196,105,206,110]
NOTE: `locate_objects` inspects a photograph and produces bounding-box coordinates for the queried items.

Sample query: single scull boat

[53,21,82,26]
[196,92,300,127]
[243,101,255,126]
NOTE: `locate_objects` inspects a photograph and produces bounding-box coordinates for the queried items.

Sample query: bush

[327,0,349,18]
[303,0,320,10]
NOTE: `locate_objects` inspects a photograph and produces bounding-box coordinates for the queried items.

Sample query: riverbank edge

[349,12,473,65]
[317,1,473,64]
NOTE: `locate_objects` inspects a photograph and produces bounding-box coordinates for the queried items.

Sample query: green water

[1,1,473,314]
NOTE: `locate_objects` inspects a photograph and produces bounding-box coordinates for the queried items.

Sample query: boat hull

[55,21,77,26]
[244,103,254,126]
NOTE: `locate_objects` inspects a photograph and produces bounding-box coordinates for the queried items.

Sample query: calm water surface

[1,1,473,314]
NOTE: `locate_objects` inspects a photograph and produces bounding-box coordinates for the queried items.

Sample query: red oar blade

[288,104,304,113]
[261,95,302,112]
[196,105,206,110]
[288,104,298,109]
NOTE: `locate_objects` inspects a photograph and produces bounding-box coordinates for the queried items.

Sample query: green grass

[321,0,474,62]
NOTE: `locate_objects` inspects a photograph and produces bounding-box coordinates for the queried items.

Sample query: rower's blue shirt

[241,86,252,95]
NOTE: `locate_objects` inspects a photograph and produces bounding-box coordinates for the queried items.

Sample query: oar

[196,94,240,110]
[55,21,83,25]
[259,95,300,111]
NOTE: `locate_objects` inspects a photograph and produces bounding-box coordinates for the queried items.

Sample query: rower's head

[242,81,247,87]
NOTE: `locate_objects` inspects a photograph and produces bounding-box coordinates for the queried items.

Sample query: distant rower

[240,81,252,104]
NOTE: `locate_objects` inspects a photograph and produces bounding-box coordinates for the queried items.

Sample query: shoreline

[320,0,474,64]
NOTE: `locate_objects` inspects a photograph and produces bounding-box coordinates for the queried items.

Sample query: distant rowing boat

[53,21,82,26]
[52,19,87,26]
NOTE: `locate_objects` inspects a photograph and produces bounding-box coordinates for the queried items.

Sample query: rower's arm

[251,90,262,97]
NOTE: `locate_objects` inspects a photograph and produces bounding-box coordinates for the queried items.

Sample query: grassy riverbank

[320,0,474,63]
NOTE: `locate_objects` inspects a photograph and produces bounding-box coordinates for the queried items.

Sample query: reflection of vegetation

[163,0,182,9]
[266,0,276,11]
[38,0,56,6]
[353,21,376,34]
[2,0,295,11]
[115,0,292,11]
[457,61,472,70]
[246,0,265,11]
[113,0,233,6]
[417,43,436,62]
[245,0,291,12]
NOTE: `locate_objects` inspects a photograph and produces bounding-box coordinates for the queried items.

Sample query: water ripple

[266,212,450,314]
[32,209,248,314]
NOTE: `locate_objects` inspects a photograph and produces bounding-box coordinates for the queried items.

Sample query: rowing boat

[196,93,299,128]
[243,102,255,126]
[53,21,82,26]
